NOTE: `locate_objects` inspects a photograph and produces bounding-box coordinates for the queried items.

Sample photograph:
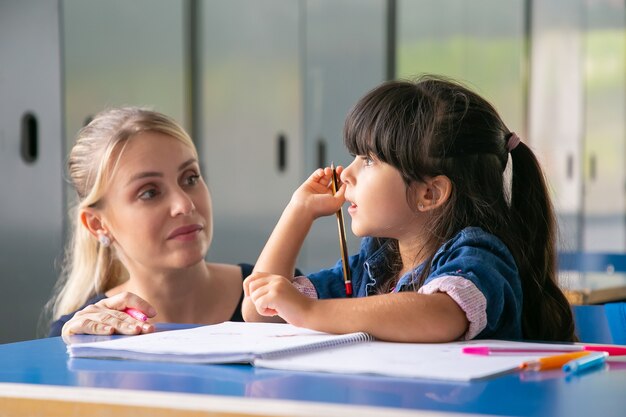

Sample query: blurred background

[0,0,624,343]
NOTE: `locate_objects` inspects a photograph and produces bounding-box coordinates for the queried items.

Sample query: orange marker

[520,351,591,371]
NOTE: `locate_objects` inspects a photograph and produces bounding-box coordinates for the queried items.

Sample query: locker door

[199,0,303,267]
[529,0,585,252]
[0,0,64,342]
[302,0,387,271]
[62,0,189,154]
[397,0,526,131]
[581,0,626,251]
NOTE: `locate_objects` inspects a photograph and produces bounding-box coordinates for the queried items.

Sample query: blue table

[1,329,626,417]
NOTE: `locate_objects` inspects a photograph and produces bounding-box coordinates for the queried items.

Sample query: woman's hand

[243,272,313,327]
[61,292,156,343]
[289,166,346,220]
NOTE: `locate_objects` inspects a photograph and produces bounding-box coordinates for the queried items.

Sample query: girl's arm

[243,167,345,322]
[252,167,345,278]
[244,271,468,342]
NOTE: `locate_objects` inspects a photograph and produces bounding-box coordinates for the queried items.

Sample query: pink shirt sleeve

[417,275,487,340]
[292,276,318,299]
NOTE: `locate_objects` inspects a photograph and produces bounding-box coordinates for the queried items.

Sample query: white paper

[69,322,576,381]
[68,321,370,364]
[254,341,542,381]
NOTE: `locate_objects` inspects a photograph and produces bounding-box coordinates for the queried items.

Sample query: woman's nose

[171,189,195,216]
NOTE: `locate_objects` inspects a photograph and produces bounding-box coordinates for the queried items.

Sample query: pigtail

[509,143,576,341]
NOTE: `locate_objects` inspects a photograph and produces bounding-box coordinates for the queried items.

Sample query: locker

[301,0,387,272]
[199,0,388,273]
[0,0,64,343]
[0,0,189,342]
[530,0,626,253]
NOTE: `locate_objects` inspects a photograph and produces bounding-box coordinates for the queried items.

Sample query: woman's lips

[347,203,357,215]
[168,224,203,240]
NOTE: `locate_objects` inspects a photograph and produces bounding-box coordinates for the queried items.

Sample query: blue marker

[562,351,608,374]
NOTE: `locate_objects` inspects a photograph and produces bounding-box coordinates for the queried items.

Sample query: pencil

[330,163,353,297]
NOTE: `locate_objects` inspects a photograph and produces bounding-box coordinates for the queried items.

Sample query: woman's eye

[138,188,159,200]
[184,174,200,186]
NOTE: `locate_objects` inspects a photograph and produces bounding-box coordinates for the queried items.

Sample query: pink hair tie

[507,132,521,152]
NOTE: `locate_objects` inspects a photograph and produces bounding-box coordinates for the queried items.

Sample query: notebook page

[68,322,369,364]
[254,341,542,381]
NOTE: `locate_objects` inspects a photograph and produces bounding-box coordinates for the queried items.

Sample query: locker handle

[21,112,38,164]
[566,153,574,180]
[277,133,287,172]
[317,138,327,168]
[589,154,596,181]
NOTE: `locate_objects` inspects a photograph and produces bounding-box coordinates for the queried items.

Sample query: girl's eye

[361,155,374,166]
[138,188,159,200]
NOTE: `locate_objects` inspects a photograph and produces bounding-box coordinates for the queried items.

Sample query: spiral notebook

[67,321,373,364]
[66,322,555,381]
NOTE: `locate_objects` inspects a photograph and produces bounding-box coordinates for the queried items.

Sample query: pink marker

[462,344,626,356]
[123,307,148,322]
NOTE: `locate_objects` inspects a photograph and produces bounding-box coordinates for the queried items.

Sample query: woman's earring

[417,203,425,210]
[98,232,111,247]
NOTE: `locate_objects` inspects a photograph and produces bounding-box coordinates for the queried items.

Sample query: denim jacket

[307,227,523,340]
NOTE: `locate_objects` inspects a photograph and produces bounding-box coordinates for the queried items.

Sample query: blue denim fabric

[307,227,522,340]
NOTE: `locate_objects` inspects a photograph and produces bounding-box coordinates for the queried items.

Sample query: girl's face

[341,154,422,240]
[98,132,212,273]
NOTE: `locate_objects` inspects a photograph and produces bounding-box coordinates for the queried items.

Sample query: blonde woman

[47,108,289,340]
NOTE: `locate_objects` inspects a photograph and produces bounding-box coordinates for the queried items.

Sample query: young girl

[243,75,576,343]
[47,107,258,340]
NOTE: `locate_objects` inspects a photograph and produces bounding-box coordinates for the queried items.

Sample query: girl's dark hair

[343,75,575,342]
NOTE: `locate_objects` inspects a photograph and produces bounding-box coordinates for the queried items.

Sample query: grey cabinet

[0,0,64,343]
[301,0,387,271]
[396,0,526,132]
[62,0,189,161]
[198,0,304,268]
[530,0,626,253]
[0,0,189,342]
[200,0,388,273]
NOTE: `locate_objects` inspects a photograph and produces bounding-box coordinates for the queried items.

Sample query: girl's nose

[340,159,356,185]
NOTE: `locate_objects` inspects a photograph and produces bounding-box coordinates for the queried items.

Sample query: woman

[47,107,261,340]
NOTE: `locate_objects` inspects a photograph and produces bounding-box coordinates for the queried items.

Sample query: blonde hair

[49,107,197,320]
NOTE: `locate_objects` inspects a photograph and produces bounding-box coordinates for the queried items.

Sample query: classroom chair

[559,252,626,344]
[572,303,626,344]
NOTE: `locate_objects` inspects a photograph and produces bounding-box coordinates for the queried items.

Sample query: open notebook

[68,322,372,364]
[67,321,558,381]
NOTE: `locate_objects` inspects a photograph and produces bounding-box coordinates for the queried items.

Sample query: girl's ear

[417,175,452,212]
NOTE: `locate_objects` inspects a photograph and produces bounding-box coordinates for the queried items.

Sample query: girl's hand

[243,272,313,327]
[290,166,346,219]
[61,292,156,343]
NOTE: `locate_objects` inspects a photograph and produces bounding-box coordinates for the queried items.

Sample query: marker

[462,344,626,356]
[123,307,148,322]
[520,351,591,371]
[563,351,608,374]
